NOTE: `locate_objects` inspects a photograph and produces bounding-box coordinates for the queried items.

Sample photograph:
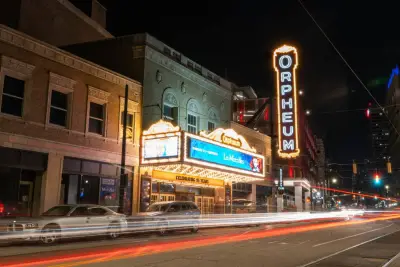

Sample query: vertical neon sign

[273,45,300,158]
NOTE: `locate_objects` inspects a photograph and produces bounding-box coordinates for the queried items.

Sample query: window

[163,104,174,120]
[50,90,68,126]
[121,111,134,141]
[208,121,215,132]
[188,114,197,134]
[1,75,25,117]
[163,104,178,123]
[89,102,105,134]
[70,207,89,216]
[88,207,108,216]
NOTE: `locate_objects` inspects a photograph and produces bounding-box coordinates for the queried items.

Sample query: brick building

[0,25,141,216]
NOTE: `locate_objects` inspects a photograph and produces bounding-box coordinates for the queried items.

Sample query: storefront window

[79,175,100,204]
[99,178,118,209]
[152,182,159,193]
[159,183,175,193]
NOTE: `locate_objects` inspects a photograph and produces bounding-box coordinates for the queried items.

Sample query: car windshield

[146,204,169,212]
[42,206,74,216]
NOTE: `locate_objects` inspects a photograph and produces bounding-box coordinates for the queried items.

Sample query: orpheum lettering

[273,45,300,158]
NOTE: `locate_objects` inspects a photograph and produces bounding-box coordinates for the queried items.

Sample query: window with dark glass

[163,105,173,120]
[50,90,68,126]
[89,102,104,134]
[1,75,25,117]
[208,121,215,132]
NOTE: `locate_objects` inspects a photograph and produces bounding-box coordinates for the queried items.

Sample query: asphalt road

[1,214,400,267]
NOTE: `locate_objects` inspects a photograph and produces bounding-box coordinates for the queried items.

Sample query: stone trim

[56,0,113,38]
[1,55,35,77]
[49,72,76,92]
[88,86,111,103]
[143,46,232,101]
[0,26,141,99]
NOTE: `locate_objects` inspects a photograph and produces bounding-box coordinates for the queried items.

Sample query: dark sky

[99,0,400,163]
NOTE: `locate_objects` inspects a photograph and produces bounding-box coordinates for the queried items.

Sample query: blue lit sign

[388,65,399,89]
[187,137,263,174]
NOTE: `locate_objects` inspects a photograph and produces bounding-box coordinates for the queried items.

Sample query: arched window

[187,99,200,134]
[163,91,178,123]
[207,107,220,132]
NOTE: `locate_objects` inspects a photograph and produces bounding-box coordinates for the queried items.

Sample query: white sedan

[4,204,128,244]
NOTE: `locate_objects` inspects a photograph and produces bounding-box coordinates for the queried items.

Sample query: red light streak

[312,186,397,202]
[3,214,400,267]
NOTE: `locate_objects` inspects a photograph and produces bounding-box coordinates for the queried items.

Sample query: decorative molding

[180,81,186,94]
[156,70,162,83]
[133,46,145,59]
[187,99,199,114]
[1,56,35,77]
[144,46,232,100]
[202,92,208,103]
[143,119,180,135]
[88,86,110,102]
[49,72,76,91]
[164,92,178,106]
[208,107,220,122]
[119,97,139,113]
[0,26,141,98]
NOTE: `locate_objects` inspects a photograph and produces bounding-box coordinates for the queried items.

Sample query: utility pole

[118,84,129,214]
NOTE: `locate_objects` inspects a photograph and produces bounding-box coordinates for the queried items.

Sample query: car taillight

[0,203,4,213]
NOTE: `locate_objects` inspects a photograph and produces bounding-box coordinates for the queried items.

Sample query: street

[1,214,399,267]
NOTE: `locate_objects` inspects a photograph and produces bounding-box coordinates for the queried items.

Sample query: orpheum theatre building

[139,120,265,214]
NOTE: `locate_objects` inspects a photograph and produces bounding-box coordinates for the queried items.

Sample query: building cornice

[139,46,232,100]
[0,25,141,99]
[57,0,113,38]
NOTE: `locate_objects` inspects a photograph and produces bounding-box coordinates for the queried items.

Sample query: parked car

[232,199,257,214]
[132,201,200,235]
[5,204,127,244]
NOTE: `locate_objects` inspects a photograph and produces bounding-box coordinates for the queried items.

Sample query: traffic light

[387,160,392,174]
[374,174,381,184]
[352,161,357,175]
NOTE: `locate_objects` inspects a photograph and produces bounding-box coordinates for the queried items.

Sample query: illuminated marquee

[141,120,182,164]
[273,45,300,158]
[200,128,256,152]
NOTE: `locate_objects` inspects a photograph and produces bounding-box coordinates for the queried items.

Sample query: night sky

[99,0,400,164]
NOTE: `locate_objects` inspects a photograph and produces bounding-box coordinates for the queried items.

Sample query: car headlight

[25,223,39,229]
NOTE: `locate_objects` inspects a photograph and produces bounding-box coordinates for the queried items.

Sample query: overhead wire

[297,0,400,138]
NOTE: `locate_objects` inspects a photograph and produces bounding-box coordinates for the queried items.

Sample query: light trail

[312,185,398,202]
[2,213,399,267]
[0,210,364,242]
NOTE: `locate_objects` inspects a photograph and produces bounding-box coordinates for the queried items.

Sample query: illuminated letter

[279,55,292,69]
[281,72,291,82]
[283,126,294,136]
[281,85,292,95]
[281,98,293,109]
[283,140,294,150]
[282,112,293,123]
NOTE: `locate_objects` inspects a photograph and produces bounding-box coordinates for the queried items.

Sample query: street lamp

[299,90,304,96]
[385,185,389,190]
[306,109,311,115]
[332,178,337,184]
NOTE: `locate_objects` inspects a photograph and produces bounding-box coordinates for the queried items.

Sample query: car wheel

[191,225,199,233]
[158,220,168,236]
[40,224,60,245]
[108,222,121,239]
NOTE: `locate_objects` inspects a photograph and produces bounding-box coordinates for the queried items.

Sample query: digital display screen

[188,137,263,174]
[143,136,179,160]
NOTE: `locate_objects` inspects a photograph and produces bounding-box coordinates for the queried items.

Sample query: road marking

[268,241,278,244]
[312,223,394,247]
[298,240,310,245]
[382,251,400,267]
[297,229,400,267]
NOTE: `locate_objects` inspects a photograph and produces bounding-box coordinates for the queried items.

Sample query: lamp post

[118,84,129,214]
[385,185,389,197]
